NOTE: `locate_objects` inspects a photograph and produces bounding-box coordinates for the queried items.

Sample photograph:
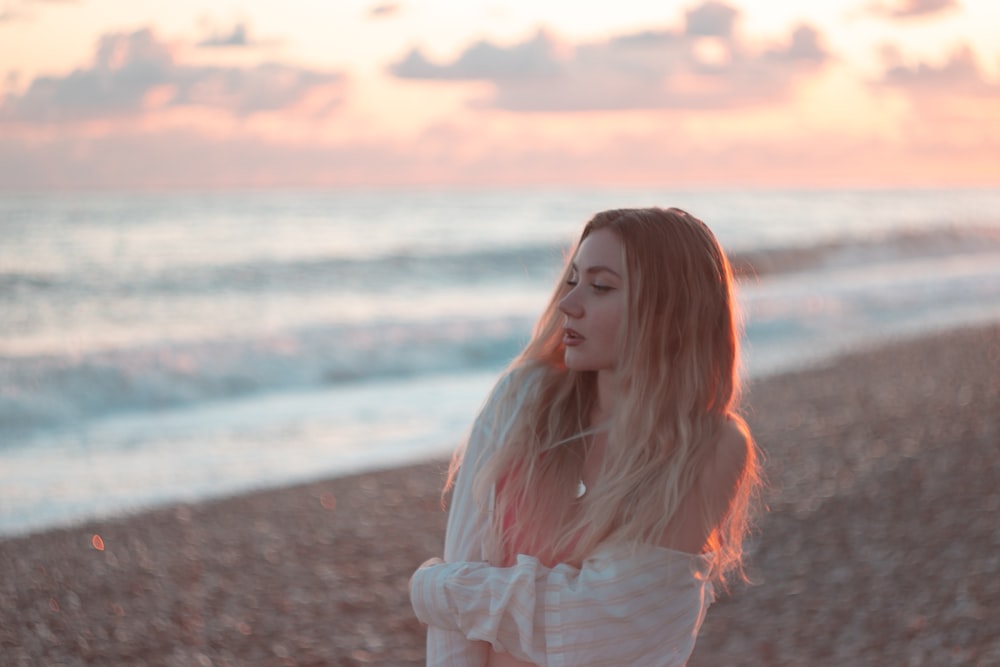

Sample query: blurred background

[1,0,999,536]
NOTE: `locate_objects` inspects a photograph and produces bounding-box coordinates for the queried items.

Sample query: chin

[563,352,606,373]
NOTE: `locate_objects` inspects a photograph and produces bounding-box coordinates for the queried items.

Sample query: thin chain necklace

[576,426,606,500]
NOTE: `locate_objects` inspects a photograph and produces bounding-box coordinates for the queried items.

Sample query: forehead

[573,227,624,273]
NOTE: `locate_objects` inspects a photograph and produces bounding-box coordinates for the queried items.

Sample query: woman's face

[558,227,625,373]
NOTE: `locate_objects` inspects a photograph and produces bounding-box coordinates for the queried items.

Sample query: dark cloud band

[0,28,346,123]
[388,1,829,111]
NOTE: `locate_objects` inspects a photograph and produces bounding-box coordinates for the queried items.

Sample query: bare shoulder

[696,419,753,540]
[655,418,753,553]
[697,418,754,527]
[711,418,752,484]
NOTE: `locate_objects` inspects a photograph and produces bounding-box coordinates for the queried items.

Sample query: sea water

[2,188,1000,536]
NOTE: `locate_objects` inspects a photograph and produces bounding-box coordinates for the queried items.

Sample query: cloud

[0,28,346,123]
[389,2,829,111]
[775,25,827,61]
[196,21,278,48]
[867,0,960,19]
[391,30,565,81]
[878,45,998,97]
[197,22,251,48]
[369,3,400,18]
[684,1,740,37]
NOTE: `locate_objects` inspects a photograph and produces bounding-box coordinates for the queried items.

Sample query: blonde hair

[460,207,760,584]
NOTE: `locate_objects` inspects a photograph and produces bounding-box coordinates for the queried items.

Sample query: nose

[558,286,582,319]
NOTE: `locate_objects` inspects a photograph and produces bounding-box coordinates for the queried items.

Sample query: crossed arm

[412,544,714,667]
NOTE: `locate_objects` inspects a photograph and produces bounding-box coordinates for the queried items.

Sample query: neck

[593,369,617,426]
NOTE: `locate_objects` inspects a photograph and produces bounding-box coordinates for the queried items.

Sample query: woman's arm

[411,543,714,667]
[422,374,519,666]
[424,430,490,666]
[424,446,490,667]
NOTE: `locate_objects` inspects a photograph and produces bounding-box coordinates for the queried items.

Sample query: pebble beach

[2,323,998,666]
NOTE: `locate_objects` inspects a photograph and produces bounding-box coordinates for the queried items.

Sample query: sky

[1,0,998,190]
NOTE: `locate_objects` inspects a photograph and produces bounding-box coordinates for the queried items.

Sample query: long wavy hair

[460,207,760,584]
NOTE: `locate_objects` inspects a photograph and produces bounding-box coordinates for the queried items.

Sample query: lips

[563,327,584,346]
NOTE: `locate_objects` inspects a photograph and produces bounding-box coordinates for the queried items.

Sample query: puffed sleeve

[423,372,517,666]
[411,544,715,667]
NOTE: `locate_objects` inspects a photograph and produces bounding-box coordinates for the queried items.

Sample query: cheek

[598,302,624,343]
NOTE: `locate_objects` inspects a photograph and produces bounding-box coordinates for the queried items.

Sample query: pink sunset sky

[1,0,998,190]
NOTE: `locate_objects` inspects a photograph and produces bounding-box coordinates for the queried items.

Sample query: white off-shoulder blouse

[410,372,716,667]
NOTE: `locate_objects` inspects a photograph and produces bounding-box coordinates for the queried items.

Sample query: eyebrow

[570,262,622,279]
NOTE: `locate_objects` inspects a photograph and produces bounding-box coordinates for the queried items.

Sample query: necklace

[576,479,587,499]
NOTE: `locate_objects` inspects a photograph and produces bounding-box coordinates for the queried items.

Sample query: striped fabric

[410,372,716,667]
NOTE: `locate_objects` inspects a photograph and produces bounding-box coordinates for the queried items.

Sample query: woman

[410,207,762,666]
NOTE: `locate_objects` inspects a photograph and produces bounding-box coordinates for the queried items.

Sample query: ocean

[2,188,1000,537]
